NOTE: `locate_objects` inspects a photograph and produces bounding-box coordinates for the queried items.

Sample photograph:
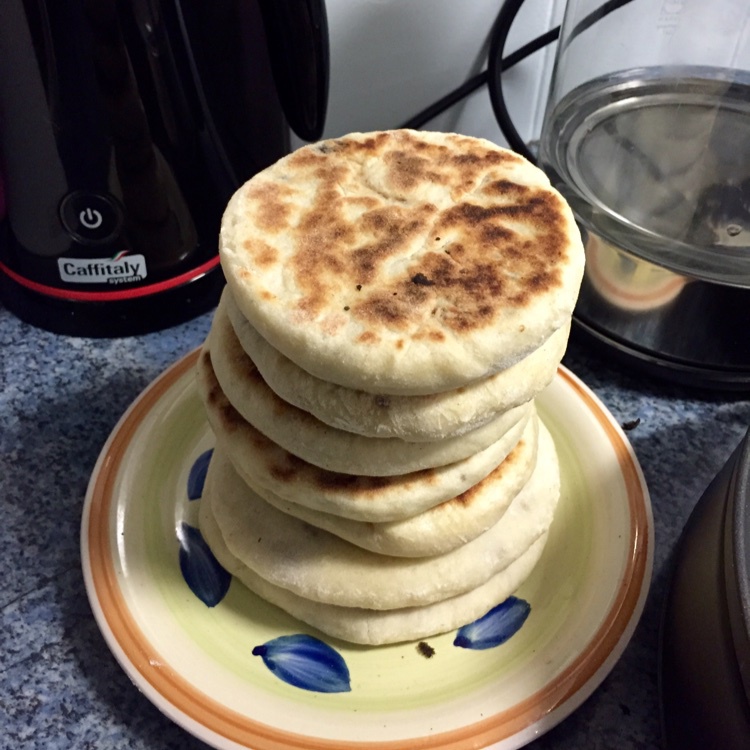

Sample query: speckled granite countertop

[2,299,749,750]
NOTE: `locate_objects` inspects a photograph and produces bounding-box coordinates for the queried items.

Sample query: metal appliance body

[489,0,750,391]
[541,69,750,390]
[660,427,750,748]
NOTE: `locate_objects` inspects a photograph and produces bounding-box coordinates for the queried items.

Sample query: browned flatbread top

[220,130,584,394]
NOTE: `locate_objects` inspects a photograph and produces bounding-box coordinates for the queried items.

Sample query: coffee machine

[0,0,328,336]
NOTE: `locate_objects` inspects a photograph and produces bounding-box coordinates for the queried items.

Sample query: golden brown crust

[197,347,441,498]
[452,430,525,509]
[195,342,534,522]
[220,130,584,393]
[265,135,567,333]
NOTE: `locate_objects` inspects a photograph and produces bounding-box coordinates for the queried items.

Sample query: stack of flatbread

[196,130,585,646]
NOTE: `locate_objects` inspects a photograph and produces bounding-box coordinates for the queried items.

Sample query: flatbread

[200,423,560,610]
[199,355,533,521]
[220,129,584,395]
[223,287,569,441]
[199,493,548,645]
[244,412,540,557]
[198,342,531,476]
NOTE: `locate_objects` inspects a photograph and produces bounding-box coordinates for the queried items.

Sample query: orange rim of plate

[83,351,651,750]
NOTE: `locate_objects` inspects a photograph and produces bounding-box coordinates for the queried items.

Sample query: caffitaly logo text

[58,252,147,284]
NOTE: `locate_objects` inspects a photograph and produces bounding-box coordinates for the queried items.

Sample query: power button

[79,207,103,230]
[59,191,123,245]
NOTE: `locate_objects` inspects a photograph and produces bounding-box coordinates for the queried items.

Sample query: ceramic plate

[81,351,652,750]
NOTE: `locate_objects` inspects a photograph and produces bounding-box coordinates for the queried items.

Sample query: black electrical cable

[565,0,636,51]
[401,0,636,160]
[487,0,549,161]
[400,22,559,131]
[487,0,635,162]
[400,71,489,131]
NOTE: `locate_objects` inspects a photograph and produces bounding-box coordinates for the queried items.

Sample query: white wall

[292,0,566,150]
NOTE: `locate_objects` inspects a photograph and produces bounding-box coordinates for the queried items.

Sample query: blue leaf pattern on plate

[187,449,213,500]
[453,596,531,650]
[253,634,351,693]
[178,523,231,607]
